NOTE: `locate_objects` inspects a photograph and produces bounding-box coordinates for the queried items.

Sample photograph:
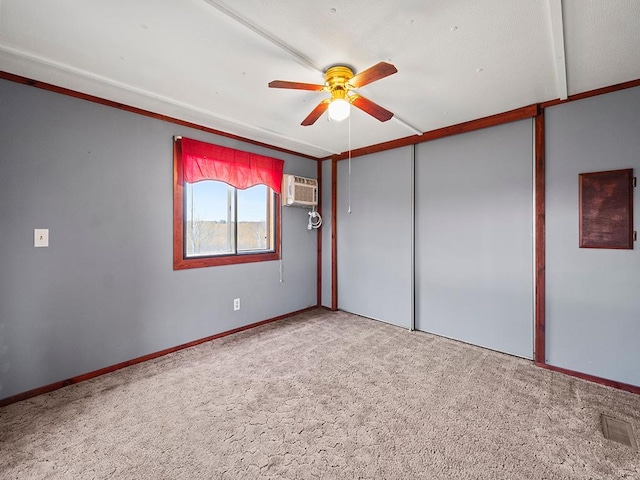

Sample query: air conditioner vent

[282,174,318,207]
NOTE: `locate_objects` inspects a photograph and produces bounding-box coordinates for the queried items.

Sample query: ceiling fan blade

[350,94,394,122]
[349,62,397,88]
[301,99,330,126]
[268,80,325,91]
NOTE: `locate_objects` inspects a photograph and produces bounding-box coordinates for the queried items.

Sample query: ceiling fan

[268,62,397,126]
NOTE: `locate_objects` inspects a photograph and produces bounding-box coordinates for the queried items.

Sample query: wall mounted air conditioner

[282,174,318,207]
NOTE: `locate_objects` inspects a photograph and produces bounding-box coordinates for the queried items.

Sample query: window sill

[173,251,280,270]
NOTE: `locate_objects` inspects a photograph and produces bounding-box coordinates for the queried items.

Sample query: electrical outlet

[233,298,240,311]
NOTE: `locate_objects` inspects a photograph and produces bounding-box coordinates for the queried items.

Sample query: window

[173,137,283,269]
[185,181,276,257]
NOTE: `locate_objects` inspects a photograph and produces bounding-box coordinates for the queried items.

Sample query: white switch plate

[34,229,49,247]
[233,298,240,311]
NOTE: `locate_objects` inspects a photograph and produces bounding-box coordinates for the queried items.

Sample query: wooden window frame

[173,139,281,270]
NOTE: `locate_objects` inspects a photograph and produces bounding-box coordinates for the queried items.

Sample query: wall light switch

[34,229,49,247]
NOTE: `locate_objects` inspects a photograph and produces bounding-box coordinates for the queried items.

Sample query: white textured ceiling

[1,1,639,158]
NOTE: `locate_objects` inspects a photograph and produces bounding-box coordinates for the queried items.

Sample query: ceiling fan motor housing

[325,65,355,100]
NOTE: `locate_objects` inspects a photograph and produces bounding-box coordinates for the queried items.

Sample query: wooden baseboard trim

[0,306,317,408]
[535,362,640,395]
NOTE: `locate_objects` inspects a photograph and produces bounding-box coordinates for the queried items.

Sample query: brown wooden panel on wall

[331,158,338,310]
[316,160,323,306]
[579,169,634,249]
[534,111,546,364]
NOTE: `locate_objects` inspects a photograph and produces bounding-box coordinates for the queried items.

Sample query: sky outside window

[186,181,268,222]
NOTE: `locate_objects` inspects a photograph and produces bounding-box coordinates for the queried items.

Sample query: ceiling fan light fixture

[269,62,397,126]
[328,98,350,121]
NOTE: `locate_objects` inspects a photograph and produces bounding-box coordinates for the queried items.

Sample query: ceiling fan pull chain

[348,112,352,214]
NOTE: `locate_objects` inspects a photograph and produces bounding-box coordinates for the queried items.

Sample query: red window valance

[180,137,284,194]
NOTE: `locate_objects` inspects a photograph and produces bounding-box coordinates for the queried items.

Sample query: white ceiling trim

[390,113,423,136]
[202,0,423,137]
[202,0,323,74]
[0,43,338,156]
[548,0,568,100]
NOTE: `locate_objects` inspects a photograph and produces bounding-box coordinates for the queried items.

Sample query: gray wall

[545,86,640,385]
[337,148,413,328]
[415,119,534,358]
[0,79,317,401]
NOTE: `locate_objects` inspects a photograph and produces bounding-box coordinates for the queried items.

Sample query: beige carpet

[1,309,638,479]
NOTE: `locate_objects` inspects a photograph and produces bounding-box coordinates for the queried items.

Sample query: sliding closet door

[337,147,413,328]
[415,119,533,358]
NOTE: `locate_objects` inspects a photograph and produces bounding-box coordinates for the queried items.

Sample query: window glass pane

[237,185,270,252]
[185,180,235,257]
